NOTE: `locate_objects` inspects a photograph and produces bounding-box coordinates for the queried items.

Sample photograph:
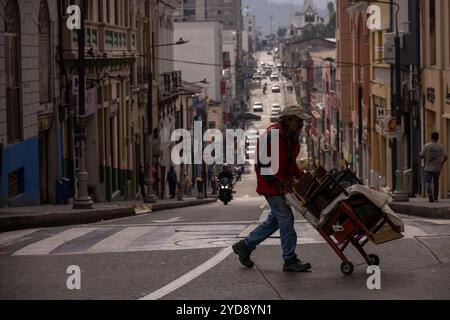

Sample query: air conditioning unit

[383,32,404,62]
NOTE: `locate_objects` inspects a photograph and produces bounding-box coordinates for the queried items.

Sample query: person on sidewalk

[138,165,146,200]
[166,166,178,199]
[232,105,313,273]
[420,132,448,203]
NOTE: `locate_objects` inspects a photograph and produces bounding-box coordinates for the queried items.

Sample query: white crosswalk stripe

[87,226,156,253]
[3,216,448,256]
[13,227,97,256]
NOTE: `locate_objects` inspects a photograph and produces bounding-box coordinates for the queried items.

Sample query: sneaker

[232,240,254,268]
[283,258,312,272]
[429,196,435,203]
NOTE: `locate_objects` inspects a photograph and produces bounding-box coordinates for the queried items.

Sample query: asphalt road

[1,52,450,301]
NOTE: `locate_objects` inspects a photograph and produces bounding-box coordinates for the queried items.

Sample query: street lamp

[144,38,190,203]
[73,0,93,209]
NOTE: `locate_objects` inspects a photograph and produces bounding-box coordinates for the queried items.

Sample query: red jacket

[255,123,304,196]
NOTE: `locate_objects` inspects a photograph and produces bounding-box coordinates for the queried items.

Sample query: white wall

[174,21,223,102]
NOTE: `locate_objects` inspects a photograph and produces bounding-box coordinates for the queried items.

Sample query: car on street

[270,73,279,81]
[243,112,261,121]
[271,84,281,93]
[270,111,280,122]
[271,103,282,113]
[252,102,263,112]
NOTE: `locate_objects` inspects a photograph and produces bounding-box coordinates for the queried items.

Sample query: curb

[0,207,134,232]
[151,199,217,212]
[390,203,450,219]
[0,199,217,232]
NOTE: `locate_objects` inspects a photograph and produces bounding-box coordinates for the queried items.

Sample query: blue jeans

[245,196,297,262]
[425,171,440,199]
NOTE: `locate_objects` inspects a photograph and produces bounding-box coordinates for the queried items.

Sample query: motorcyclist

[218,164,234,182]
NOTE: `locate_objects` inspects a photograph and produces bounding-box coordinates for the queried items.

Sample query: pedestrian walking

[166,166,178,199]
[138,165,146,200]
[232,105,313,272]
[420,132,448,202]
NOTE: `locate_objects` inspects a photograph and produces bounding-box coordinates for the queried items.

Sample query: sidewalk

[0,196,217,232]
[390,197,450,219]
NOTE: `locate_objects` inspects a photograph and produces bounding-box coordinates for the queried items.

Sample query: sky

[268,0,334,8]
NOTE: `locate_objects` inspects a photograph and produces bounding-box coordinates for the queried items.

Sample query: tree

[327,1,336,16]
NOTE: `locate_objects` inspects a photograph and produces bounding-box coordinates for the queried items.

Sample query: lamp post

[143,38,189,203]
[73,0,94,209]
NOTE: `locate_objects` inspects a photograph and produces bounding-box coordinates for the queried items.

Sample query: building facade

[1,0,62,206]
[421,0,450,198]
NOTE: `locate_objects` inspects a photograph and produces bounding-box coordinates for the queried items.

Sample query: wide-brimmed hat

[280,104,311,120]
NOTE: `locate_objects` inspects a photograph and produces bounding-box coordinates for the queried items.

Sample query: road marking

[13,227,97,256]
[0,228,38,245]
[151,217,186,224]
[87,226,155,253]
[259,209,270,222]
[139,246,233,300]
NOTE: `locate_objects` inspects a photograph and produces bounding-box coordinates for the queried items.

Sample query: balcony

[61,19,137,61]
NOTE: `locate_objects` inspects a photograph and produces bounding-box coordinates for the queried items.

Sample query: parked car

[271,84,281,93]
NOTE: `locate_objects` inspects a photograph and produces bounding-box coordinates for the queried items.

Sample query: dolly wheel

[341,261,354,275]
[368,254,380,266]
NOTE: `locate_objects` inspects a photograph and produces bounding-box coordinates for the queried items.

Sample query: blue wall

[0,137,40,207]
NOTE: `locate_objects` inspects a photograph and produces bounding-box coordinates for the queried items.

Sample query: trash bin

[56,178,71,205]
[61,178,71,204]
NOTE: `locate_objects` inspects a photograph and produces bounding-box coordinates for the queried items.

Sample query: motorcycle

[218,177,233,205]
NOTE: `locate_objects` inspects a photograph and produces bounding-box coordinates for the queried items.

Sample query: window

[98,0,103,23]
[8,168,24,199]
[5,0,22,143]
[39,0,51,103]
[106,0,110,23]
[115,0,119,25]
[430,0,436,66]
[105,30,113,48]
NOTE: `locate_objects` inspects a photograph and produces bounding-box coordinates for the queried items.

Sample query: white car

[271,103,282,113]
[270,73,279,81]
[252,102,263,112]
[271,84,281,93]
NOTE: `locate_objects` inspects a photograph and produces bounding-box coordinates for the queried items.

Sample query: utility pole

[358,82,363,180]
[73,0,94,209]
[144,71,157,203]
[391,0,409,202]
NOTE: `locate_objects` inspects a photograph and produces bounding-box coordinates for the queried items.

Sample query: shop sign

[387,118,397,138]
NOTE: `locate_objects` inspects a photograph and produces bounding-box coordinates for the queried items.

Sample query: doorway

[39,129,50,203]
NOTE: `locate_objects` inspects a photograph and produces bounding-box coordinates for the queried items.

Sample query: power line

[153,56,373,70]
